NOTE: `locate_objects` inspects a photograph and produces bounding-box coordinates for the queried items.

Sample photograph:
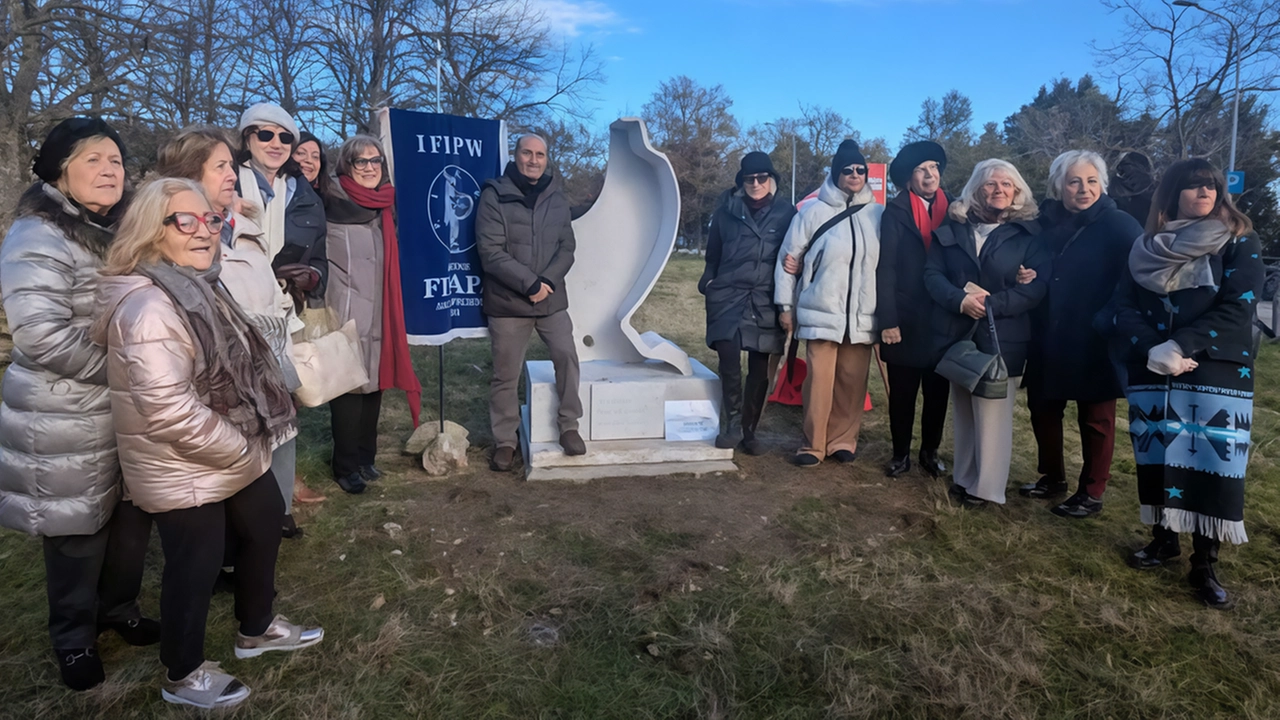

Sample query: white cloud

[531,0,622,37]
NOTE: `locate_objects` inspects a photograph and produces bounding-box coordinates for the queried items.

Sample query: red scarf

[338,175,422,426]
[909,191,949,248]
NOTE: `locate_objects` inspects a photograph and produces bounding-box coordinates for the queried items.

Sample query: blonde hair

[1046,150,1109,201]
[103,178,211,276]
[949,159,1039,223]
[54,135,118,198]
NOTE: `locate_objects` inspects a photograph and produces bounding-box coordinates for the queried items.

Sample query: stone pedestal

[519,358,736,481]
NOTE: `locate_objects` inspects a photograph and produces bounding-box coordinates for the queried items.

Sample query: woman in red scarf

[875,142,954,478]
[322,136,421,494]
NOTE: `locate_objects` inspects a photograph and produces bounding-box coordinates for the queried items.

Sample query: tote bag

[290,307,370,407]
[935,306,1008,399]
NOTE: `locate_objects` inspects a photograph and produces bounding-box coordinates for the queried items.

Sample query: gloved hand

[1147,339,1194,376]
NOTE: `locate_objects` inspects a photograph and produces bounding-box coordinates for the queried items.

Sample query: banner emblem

[429,164,480,253]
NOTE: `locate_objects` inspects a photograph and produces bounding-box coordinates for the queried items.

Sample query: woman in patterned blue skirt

[1112,158,1262,610]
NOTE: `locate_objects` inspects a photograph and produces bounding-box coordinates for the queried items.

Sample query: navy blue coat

[1115,232,1265,382]
[924,216,1050,377]
[1024,195,1143,402]
[699,190,796,354]
[876,190,953,368]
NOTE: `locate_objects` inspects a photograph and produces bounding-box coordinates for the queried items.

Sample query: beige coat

[93,274,271,514]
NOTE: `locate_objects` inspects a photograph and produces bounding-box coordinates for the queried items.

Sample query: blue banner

[383,109,504,344]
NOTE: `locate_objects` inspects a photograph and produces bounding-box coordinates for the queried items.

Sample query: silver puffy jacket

[0,187,120,537]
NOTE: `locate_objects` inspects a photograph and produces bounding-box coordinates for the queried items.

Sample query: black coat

[1115,232,1265,383]
[475,173,575,318]
[876,190,952,368]
[698,190,796,354]
[1024,195,1143,402]
[924,216,1050,377]
[239,172,330,304]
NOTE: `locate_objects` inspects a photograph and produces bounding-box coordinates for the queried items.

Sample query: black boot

[1189,533,1233,610]
[885,455,911,477]
[715,380,744,450]
[739,382,764,456]
[1128,523,1181,570]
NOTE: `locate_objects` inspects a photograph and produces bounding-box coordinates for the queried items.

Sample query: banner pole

[438,344,445,432]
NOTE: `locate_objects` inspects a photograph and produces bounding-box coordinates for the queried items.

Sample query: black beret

[32,117,126,184]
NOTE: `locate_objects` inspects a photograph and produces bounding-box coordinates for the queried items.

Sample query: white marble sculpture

[563,118,692,376]
[520,118,732,480]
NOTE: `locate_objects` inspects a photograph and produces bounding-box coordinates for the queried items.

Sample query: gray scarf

[134,259,296,442]
[1128,218,1234,295]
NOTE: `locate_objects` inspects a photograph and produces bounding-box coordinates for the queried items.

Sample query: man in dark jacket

[699,152,796,454]
[877,141,952,478]
[477,134,584,471]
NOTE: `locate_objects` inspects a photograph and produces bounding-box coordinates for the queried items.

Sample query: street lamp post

[1173,0,1241,174]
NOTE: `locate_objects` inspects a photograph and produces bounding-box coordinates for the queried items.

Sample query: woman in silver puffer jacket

[0,118,156,691]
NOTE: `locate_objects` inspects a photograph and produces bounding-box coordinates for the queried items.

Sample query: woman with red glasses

[94,178,322,709]
[699,152,796,454]
[775,140,884,467]
[234,103,328,309]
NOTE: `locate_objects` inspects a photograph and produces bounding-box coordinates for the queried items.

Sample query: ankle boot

[1128,523,1181,569]
[1189,533,1233,609]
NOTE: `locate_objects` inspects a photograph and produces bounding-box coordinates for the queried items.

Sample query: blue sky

[540,0,1134,152]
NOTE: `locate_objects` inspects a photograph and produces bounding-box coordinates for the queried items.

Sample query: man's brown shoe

[560,430,586,456]
[490,446,516,471]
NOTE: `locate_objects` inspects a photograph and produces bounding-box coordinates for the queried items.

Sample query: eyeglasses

[248,129,296,146]
[840,166,869,177]
[742,173,771,185]
[352,156,385,170]
[164,212,224,235]
[1182,178,1217,191]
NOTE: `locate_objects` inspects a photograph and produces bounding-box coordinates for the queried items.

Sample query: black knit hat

[889,141,947,190]
[736,151,778,187]
[32,117,126,184]
[830,140,866,183]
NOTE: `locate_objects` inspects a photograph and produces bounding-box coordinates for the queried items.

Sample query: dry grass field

[3,253,1280,719]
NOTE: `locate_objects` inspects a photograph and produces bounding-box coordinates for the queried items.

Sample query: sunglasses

[1181,178,1217,191]
[164,212,224,235]
[248,128,296,146]
[352,156,385,170]
[742,173,771,186]
[840,166,869,177]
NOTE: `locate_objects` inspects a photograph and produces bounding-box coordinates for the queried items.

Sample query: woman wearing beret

[235,103,328,307]
[776,140,883,467]
[0,118,156,690]
[1022,150,1143,517]
[1115,159,1262,609]
[925,159,1049,508]
[876,141,953,478]
[699,151,796,454]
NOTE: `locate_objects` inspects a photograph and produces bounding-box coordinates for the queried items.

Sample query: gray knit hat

[238,102,300,141]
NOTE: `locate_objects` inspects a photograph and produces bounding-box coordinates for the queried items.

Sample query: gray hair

[949,159,1039,223]
[1046,150,1109,200]
[335,135,388,185]
[515,133,549,154]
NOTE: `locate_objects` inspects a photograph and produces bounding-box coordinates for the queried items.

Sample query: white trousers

[950,378,1019,504]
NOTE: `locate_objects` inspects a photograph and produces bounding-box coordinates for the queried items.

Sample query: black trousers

[713,340,770,437]
[153,471,282,680]
[885,363,949,458]
[42,499,152,650]
[330,390,382,479]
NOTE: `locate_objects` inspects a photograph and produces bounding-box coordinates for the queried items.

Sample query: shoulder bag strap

[985,304,1001,355]
[811,203,868,246]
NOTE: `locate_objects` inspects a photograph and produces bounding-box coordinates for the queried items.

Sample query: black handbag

[935,305,1009,399]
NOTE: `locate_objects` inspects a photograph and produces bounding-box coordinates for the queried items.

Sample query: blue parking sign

[1227,171,1245,194]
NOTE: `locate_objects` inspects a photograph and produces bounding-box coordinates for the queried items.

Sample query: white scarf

[238,165,288,262]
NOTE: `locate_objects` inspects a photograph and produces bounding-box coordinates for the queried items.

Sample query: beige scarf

[238,165,288,261]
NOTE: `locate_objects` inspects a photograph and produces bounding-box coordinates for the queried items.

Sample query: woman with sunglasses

[924,159,1048,509]
[156,126,325,532]
[235,103,328,308]
[698,152,796,454]
[94,178,323,708]
[774,140,884,467]
[0,117,157,691]
[1115,159,1262,610]
[322,136,419,493]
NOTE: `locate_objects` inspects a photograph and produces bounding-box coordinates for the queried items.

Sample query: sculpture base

[519,358,735,481]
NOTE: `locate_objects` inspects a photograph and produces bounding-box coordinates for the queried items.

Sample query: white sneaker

[234,614,324,659]
[161,661,251,709]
